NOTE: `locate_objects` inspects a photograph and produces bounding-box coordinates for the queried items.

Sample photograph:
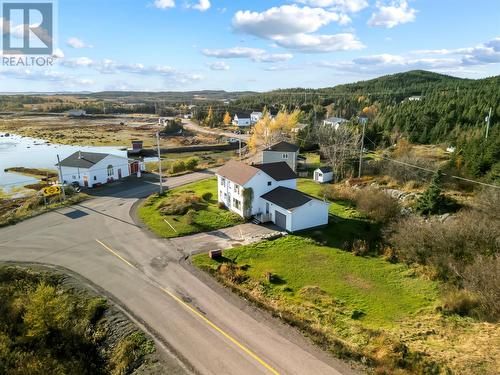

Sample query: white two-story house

[262,141,300,171]
[232,112,252,127]
[216,160,329,232]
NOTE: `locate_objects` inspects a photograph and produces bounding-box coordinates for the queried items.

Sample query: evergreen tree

[415,170,452,214]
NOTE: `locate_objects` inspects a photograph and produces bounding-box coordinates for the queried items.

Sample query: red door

[83,175,88,187]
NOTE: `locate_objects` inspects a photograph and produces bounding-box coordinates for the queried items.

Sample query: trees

[204,106,216,128]
[315,123,360,181]
[248,108,300,151]
[223,111,232,126]
[415,170,456,214]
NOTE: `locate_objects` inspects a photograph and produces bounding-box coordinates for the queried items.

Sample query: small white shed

[313,167,333,183]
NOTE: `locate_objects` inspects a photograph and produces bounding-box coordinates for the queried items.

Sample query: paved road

[0,173,358,375]
[182,119,250,141]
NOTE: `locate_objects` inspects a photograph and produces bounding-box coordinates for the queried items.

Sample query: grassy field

[138,178,243,238]
[193,236,438,328]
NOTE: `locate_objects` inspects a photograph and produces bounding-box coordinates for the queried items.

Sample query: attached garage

[261,187,330,232]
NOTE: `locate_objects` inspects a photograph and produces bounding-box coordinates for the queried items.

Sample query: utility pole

[485,107,492,140]
[358,120,366,178]
[156,132,163,194]
[56,154,66,200]
[239,138,242,161]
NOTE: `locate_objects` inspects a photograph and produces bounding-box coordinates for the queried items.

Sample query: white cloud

[153,0,175,9]
[67,37,93,49]
[317,37,500,74]
[296,0,368,13]
[273,33,364,53]
[232,4,363,54]
[190,0,210,11]
[368,1,417,28]
[208,61,229,70]
[61,56,94,67]
[202,47,293,62]
[233,5,345,38]
[52,48,65,59]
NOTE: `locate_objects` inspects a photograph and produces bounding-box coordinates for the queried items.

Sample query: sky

[1,0,499,92]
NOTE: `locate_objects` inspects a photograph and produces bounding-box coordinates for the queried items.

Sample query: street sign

[42,185,61,197]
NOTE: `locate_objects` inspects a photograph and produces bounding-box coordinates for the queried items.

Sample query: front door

[265,202,270,214]
[118,168,122,179]
[275,210,287,230]
[83,175,88,187]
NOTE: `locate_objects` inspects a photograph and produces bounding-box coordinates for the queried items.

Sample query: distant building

[323,116,347,130]
[262,141,300,172]
[250,111,263,124]
[358,116,369,125]
[56,151,130,188]
[408,96,422,101]
[313,167,333,183]
[183,113,193,119]
[68,109,86,117]
[232,112,252,127]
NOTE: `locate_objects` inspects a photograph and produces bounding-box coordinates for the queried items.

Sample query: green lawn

[138,178,243,238]
[193,236,438,329]
[297,179,380,248]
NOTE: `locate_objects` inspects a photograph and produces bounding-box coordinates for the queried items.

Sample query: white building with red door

[56,151,131,188]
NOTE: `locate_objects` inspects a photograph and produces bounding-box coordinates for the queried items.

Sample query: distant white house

[68,109,86,117]
[323,116,347,130]
[313,167,333,183]
[250,111,263,124]
[216,160,329,232]
[262,141,300,171]
[408,96,422,101]
[56,151,131,188]
[158,117,168,125]
[232,112,252,127]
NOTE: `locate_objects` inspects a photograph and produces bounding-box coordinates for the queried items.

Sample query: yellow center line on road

[94,238,280,375]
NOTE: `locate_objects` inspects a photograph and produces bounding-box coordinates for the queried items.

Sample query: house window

[234,184,240,194]
[107,164,114,176]
[72,175,76,180]
[220,177,226,187]
[93,176,97,181]
[267,181,272,186]
[233,198,241,210]
[282,153,288,159]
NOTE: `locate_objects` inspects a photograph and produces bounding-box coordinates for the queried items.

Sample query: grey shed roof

[56,151,111,169]
[264,141,299,152]
[253,162,297,181]
[261,187,313,210]
[318,166,333,173]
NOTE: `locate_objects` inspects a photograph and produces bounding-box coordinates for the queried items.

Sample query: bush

[159,193,203,215]
[415,170,458,215]
[320,184,356,202]
[185,157,199,171]
[202,192,213,201]
[442,289,480,317]
[351,239,369,256]
[218,263,248,284]
[171,160,186,174]
[217,201,226,209]
[185,209,196,225]
[354,188,400,223]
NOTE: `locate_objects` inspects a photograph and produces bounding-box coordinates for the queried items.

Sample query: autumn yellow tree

[223,111,232,126]
[248,108,301,151]
[205,106,216,128]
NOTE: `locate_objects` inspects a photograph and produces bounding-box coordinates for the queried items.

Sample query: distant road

[0,173,357,375]
[182,119,250,141]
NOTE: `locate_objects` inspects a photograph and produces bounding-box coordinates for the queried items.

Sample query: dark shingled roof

[253,162,297,181]
[261,187,313,210]
[318,166,332,173]
[264,141,299,152]
[56,151,111,168]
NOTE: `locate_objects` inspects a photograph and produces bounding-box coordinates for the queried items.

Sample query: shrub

[354,188,400,223]
[159,193,203,215]
[171,160,186,174]
[185,209,196,225]
[320,184,356,202]
[217,201,226,209]
[415,170,457,215]
[351,239,369,256]
[218,263,248,283]
[202,192,213,201]
[442,289,480,317]
[185,157,199,171]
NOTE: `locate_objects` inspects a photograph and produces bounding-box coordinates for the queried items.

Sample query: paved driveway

[0,173,358,375]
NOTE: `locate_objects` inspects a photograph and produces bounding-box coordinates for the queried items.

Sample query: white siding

[313,169,333,183]
[262,151,298,171]
[290,200,329,232]
[60,155,129,188]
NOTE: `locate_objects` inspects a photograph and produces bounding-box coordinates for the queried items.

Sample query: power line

[361,133,500,190]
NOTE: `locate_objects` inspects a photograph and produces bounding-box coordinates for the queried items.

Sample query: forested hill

[235,70,499,181]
